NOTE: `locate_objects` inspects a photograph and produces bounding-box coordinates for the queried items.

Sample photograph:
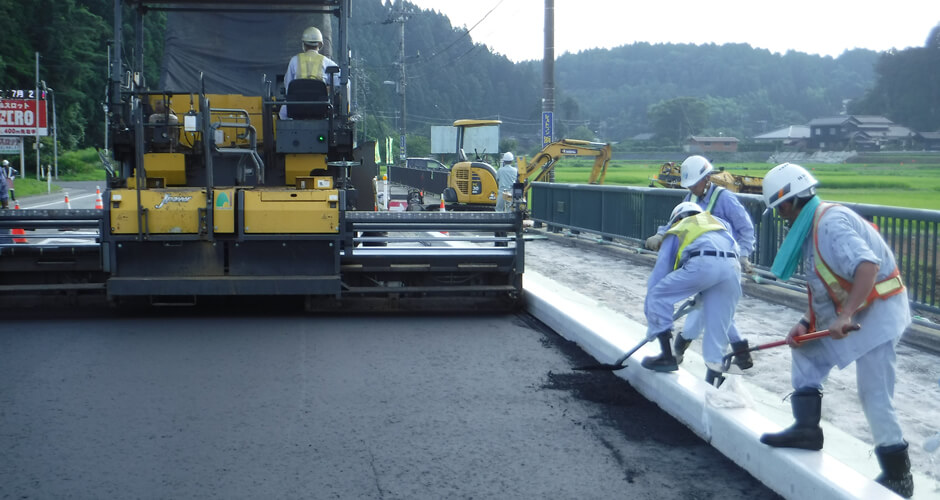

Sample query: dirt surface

[524,229,940,488]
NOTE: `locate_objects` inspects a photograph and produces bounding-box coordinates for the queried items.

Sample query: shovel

[574,297,697,371]
[718,324,861,372]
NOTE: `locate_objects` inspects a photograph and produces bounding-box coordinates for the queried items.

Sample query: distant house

[685,136,739,153]
[753,125,810,150]
[807,115,914,151]
[915,131,940,151]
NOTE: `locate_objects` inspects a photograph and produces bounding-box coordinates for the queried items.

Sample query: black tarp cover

[159,12,321,96]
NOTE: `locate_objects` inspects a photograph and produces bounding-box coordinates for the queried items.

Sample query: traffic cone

[12,200,25,243]
[439,194,448,235]
[94,192,104,210]
[64,192,71,209]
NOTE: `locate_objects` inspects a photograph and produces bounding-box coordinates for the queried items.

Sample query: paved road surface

[17,181,104,210]
[0,304,780,499]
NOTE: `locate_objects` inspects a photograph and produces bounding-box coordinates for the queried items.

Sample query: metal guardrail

[530,182,940,314]
[387,165,449,197]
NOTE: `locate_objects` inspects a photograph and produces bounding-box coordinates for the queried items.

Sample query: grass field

[552,159,940,211]
[11,149,940,211]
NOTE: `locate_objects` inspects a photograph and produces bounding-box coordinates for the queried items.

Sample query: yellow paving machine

[0,0,524,311]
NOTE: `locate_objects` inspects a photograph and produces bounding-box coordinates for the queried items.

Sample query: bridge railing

[530,182,939,314]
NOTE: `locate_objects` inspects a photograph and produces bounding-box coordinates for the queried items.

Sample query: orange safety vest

[297,52,326,81]
[808,203,905,329]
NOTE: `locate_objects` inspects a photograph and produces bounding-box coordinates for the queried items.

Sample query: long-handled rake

[718,324,861,372]
[574,297,698,371]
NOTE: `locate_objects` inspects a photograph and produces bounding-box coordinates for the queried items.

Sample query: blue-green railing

[530,182,939,313]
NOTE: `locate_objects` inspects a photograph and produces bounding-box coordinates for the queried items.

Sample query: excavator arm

[518,139,612,196]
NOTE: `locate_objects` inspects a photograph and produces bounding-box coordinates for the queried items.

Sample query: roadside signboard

[430,125,499,155]
[0,98,49,136]
[542,111,553,146]
[0,136,22,154]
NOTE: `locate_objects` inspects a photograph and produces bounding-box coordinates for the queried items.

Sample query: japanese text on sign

[0,98,48,136]
[542,111,553,146]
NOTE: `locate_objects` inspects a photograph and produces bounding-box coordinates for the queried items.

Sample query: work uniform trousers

[791,338,905,447]
[646,255,741,365]
[681,297,744,344]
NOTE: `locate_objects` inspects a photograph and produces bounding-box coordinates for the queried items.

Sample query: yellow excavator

[651,161,763,194]
[444,119,612,210]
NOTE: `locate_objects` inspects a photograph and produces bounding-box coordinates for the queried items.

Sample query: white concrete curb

[524,270,922,500]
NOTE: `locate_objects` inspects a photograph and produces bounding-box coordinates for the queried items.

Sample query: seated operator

[279,26,340,120]
[149,98,178,125]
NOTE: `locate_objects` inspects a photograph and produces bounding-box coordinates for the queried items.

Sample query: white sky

[406,0,940,62]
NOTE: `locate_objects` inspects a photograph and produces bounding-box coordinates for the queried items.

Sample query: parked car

[406,157,450,172]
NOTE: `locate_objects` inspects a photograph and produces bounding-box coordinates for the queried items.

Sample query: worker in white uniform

[641,201,741,386]
[279,26,340,120]
[645,155,756,373]
[495,152,517,212]
[759,162,913,498]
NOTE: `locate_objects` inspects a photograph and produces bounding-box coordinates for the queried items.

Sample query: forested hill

[353,0,882,148]
[2,0,934,152]
[548,43,879,142]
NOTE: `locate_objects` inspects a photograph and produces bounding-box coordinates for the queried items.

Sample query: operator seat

[285,79,332,120]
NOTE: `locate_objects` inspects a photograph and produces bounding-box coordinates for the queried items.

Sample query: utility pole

[399,14,407,163]
[542,0,555,181]
[35,52,40,181]
[386,0,408,164]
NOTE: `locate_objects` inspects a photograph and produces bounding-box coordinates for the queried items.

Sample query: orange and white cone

[64,192,71,209]
[12,200,26,243]
[94,192,104,210]
[95,185,101,196]
[439,194,449,235]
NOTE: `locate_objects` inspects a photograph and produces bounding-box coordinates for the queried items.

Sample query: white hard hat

[1,160,8,166]
[762,162,819,210]
[301,27,323,45]
[679,155,713,188]
[668,201,703,226]
[502,152,514,163]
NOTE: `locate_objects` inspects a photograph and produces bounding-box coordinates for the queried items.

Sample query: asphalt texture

[0,303,781,499]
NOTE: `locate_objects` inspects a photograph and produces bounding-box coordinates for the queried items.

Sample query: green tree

[568,125,595,141]
[648,97,708,142]
[850,24,940,132]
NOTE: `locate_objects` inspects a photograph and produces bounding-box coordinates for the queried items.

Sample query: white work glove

[739,255,754,275]
[645,233,664,251]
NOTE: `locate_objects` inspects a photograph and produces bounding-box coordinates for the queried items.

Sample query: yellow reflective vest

[665,212,727,270]
[297,52,326,81]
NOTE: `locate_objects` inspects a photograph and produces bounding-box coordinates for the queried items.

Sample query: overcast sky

[405,0,940,62]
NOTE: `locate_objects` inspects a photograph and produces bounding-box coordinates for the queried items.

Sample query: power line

[415,0,505,65]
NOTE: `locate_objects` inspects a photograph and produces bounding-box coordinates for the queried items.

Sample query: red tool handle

[755,324,861,352]
[756,331,829,350]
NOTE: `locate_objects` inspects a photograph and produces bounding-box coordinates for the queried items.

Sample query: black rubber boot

[705,368,725,388]
[875,441,914,498]
[641,331,678,372]
[730,340,754,370]
[759,388,824,450]
[674,333,693,365]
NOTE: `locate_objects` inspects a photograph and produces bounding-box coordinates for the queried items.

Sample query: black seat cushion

[286,79,331,119]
